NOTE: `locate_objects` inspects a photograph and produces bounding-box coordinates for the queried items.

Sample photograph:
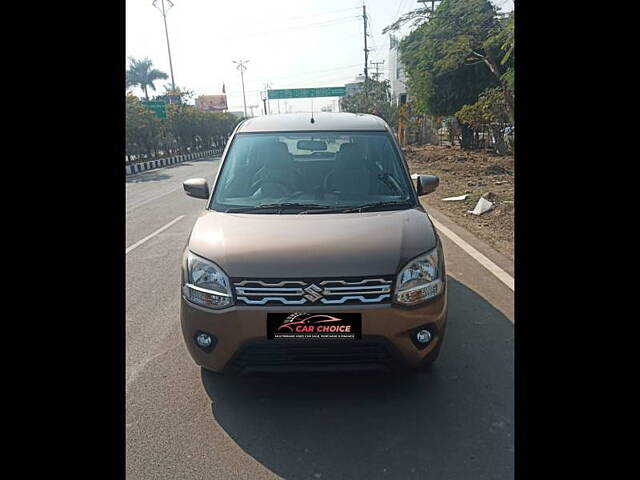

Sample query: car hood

[188,208,437,278]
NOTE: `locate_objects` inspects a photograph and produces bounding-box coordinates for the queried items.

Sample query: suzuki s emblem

[303,283,325,303]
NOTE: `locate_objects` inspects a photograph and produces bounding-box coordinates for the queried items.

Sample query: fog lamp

[196,333,213,348]
[416,329,432,344]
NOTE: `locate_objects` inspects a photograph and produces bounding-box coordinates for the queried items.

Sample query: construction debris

[441,194,469,202]
[404,144,514,258]
[482,191,497,202]
[468,197,495,216]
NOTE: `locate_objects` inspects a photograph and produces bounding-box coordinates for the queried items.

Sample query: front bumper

[180,284,447,374]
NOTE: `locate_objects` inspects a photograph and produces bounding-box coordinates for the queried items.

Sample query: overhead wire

[264,6,361,24]
[246,63,363,85]
[240,15,361,39]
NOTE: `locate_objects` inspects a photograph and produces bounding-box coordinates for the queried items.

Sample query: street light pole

[152,0,176,97]
[233,60,249,118]
[260,91,267,116]
[263,83,272,115]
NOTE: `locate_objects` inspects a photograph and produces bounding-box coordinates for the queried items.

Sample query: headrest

[335,143,365,166]
[257,140,290,167]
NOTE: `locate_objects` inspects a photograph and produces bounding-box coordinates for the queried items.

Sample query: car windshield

[210,131,415,213]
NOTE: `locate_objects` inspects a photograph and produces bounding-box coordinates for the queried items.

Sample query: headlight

[394,247,443,306]
[183,251,234,309]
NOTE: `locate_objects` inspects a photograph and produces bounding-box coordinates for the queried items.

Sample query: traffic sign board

[267,87,347,100]
[141,100,167,119]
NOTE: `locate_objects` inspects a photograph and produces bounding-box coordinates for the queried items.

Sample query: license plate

[267,313,361,340]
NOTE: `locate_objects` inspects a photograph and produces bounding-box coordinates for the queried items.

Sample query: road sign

[267,87,347,100]
[141,100,167,119]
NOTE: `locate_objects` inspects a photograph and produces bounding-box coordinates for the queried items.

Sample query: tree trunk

[484,53,514,124]
[501,85,515,124]
[490,125,506,155]
[459,123,475,150]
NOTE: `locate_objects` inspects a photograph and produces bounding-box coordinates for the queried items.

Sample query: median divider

[125,148,224,176]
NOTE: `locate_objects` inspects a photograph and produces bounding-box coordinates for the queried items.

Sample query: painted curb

[125,148,223,176]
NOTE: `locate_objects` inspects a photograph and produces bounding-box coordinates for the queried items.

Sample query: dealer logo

[303,283,325,303]
[276,314,345,332]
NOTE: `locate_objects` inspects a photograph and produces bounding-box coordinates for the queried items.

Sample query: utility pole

[362,4,369,84]
[233,60,249,118]
[152,0,176,98]
[263,83,272,115]
[260,91,267,115]
[417,0,440,18]
[370,60,385,81]
[398,93,407,147]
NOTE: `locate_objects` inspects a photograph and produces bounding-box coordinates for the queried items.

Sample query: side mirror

[416,175,439,196]
[183,178,210,199]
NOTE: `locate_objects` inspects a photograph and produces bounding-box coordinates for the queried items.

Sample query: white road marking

[126,215,185,254]
[430,217,515,291]
[126,341,181,394]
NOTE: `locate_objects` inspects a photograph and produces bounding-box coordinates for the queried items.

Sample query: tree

[382,5,431,35]
[126,93,240,158]
[386,0,515,139]
[339,79,398,128]
[455,86,510,153]
[126,57,169,101]
[126,94,161,158]
[153,84,194,105]
[164,103,239,152]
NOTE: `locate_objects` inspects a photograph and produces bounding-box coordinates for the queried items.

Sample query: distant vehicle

[180,112,448,376]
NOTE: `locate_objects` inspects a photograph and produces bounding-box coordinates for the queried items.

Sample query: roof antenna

[310,98,315,124]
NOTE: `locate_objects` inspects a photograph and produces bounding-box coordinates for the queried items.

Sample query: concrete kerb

[125,148,222,176]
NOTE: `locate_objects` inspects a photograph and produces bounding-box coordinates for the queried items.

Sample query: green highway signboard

[141,100,167,119]
[267,87,347,100]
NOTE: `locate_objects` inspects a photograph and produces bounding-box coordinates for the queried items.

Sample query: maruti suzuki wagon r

[180,112,447,375]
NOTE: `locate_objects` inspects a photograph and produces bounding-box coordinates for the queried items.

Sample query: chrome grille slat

[233,278,393,306]
[322,290,389,296]
[324,285,390,291]
[237,296,308,305]
[235,280,307,287]
[236,288,304,296]
[318,279,389,286]
[319,294,390,304]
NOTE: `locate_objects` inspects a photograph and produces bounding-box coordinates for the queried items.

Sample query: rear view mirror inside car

[297,140,327,151]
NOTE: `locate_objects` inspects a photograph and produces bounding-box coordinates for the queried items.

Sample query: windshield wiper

[338,200,413,213]
[225,203,337,213]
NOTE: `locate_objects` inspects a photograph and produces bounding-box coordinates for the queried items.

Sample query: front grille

[231,342,394,370]
[233,277,393,306]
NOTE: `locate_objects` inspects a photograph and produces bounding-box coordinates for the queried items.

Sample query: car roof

[236,112,389,133]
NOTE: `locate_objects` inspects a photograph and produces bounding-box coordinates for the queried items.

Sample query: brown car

[180,112,447,375]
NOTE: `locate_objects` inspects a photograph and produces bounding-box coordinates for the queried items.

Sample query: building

[388,34,407,105]
[345,74,365,96]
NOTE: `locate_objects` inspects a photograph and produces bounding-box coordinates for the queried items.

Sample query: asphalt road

[126,157,514,480]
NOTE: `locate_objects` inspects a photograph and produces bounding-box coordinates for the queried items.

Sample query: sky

[126,0,514,114]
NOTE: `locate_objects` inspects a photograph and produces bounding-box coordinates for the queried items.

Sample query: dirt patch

[404,144,514,259]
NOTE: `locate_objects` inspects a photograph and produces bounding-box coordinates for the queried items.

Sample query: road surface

[126,156,514,479]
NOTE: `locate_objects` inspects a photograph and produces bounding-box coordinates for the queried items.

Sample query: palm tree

[126,57,169,101]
